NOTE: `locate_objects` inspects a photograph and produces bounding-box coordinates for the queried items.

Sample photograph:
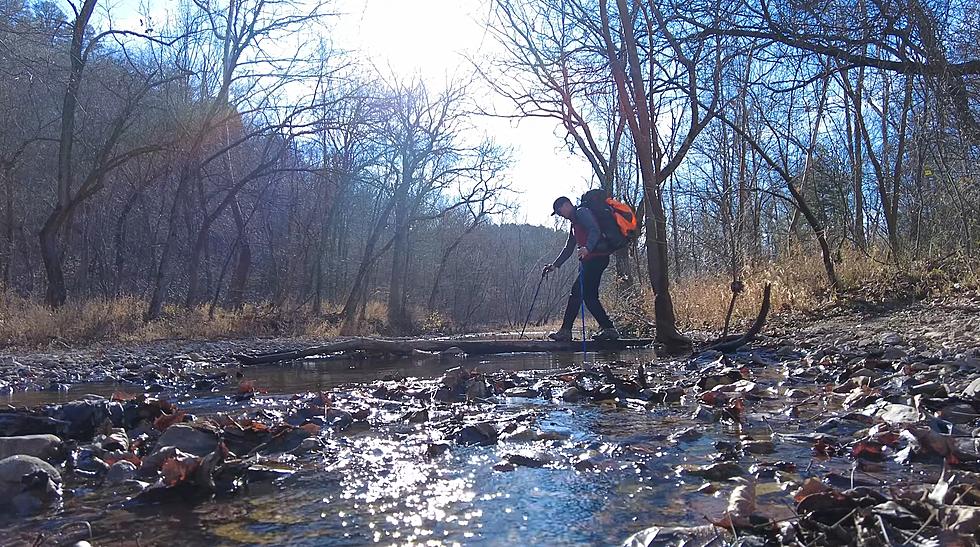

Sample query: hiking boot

[548,329,573,342]
[593,327,620,341]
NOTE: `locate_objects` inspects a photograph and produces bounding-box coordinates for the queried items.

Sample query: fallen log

[703,283,772,353]
[232,337,655,366]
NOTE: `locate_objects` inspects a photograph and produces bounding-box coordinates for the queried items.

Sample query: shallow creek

[0,349,937,546]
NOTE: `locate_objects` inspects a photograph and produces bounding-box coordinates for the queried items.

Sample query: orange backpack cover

[606,197,638,239]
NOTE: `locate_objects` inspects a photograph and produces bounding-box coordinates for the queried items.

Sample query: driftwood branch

[232,337,655,365]
[704,283,772,353]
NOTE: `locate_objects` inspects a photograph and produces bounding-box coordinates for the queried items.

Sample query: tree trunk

[226,197,250,308]
[39,209,69,307]
[112,186,140,295]
[340,197,396,334]
[147,175,190,320]
[42,0,98,307]
[387,154,413,334]
[1,168,13,288]
[600,0,690,350]
[852,66,867,250]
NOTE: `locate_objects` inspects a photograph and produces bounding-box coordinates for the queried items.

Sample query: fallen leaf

[111,391,137,402]
[793,478,832,503]
[161,454,200,486]
[153,410,186,432]
[299,423,321,435]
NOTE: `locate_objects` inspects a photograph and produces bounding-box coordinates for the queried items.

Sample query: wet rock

[669,427,702,443]
[45,399,124,440]
[74,448,110,476]
[683,462,745,481]
[154,424,219,457]
[0,434,65,462]
[466,378,489,400]
[881,333,904,346]
[106,460,138,485]
[504,450,554,468]
[561,386,584,402]
[881,347,907,361]
[425,441,451,458]
[455,423,497,446]
[743,440,776,455]
[0,455,62,514]
[503,387,537,398]
[939,404,977,424]
[872,403,921,426]
[0,413,69,437]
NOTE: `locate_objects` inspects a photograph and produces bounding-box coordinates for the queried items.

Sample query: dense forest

[0,0,977,347]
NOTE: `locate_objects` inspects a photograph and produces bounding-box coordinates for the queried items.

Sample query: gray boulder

[105,460,138,485]
[154,424,219,457]
[0,434,65,462]
[0,455,62,514]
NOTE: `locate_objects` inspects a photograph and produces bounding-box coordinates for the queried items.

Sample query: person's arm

[552,232,575,268]
[577,208,602,252]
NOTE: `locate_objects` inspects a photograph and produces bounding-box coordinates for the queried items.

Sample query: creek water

[1,349,899,546]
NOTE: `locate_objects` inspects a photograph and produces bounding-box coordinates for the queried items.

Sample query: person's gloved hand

[542,264,557,276]
[577,247,589,259]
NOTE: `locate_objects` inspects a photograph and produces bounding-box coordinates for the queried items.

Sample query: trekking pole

[579,259,587,364]
[519,270,547,339]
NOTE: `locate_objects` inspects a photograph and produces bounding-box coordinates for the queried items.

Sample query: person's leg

[559,270,583,331]
[582,256,614,329]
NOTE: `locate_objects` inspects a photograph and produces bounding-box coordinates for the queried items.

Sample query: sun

[342,0,486,78]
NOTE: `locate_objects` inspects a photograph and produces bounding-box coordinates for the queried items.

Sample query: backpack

[580,189,639,250]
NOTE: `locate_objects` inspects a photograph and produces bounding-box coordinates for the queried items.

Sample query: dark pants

[560,255,613,331]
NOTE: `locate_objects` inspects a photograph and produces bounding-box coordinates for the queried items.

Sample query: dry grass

[2,249,977,349]
[609,249,980,336]
[0,294,391,350]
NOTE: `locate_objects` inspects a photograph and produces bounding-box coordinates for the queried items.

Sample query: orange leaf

[154,410,186,432]
[112,391,137,402]
[793,478,832,503]
[300,423,321,435]
[161,455,200,486]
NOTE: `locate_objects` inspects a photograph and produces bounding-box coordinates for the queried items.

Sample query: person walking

[543,195,620,342]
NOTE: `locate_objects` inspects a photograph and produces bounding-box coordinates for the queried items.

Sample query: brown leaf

[726,481,756,518]
[153,410,186,432]
[793,478,832,503]
[299,423,321,435]
[161,454,200,486]
[111,391,137,402]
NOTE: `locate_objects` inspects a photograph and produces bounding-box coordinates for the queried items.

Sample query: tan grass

[2,249,976,349]
[0,294,391,350]
[609,248,980,335]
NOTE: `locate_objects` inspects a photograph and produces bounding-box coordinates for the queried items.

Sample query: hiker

[543,195,620,342]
